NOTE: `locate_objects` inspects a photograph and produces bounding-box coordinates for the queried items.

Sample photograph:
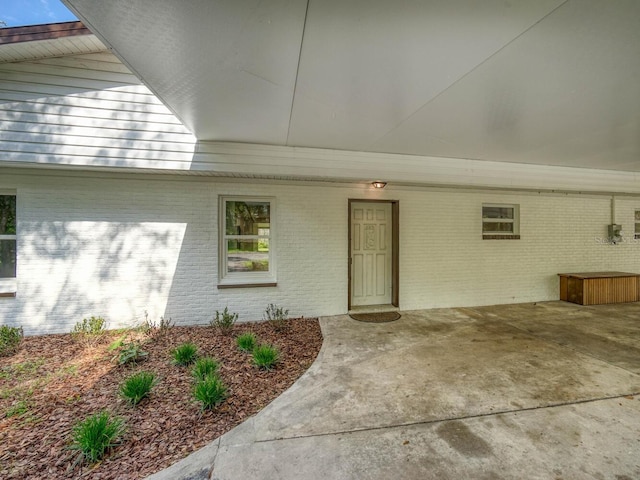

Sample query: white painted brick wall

[1,172,639,335]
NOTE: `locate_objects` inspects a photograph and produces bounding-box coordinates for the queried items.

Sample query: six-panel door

[351,202,392,306]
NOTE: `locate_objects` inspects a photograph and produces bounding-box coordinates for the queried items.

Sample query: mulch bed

[0,318,322,479]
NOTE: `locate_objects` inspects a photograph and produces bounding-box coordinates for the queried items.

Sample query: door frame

[348,199,399,310]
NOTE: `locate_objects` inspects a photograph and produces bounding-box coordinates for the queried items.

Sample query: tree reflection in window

[224,200,271,274]
[0,195,16,278]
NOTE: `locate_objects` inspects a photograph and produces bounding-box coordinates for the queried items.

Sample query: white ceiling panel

[372,0,640,169]
[64,0,308,143]
[64,0,640,172]
[288,0,565,150]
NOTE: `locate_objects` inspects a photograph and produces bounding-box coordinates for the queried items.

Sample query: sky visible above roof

[0,0,77,27]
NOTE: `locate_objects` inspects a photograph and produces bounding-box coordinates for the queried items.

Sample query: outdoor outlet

[608,224,623,244]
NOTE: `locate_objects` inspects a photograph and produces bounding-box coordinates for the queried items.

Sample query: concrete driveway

[149,301,640,480]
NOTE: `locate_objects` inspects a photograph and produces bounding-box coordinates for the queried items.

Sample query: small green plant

[5,399,29,418]
[172,342,198,366]
[140,311,175,337]
[193,374,227,410]
[263,304,289,331]
[107,335,126,352]
[69,410,125,464]
[252,343,279,370]
[236,332,257,352]
[119,371,157,405]
[191,357,220,381]
[71,316,106,342]
[136,311,153,335]
[113,341,148,365]
[157,316,174,332]
[0,325,23,357]
[210,307,238,334]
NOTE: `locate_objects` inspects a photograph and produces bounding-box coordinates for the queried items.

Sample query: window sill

[217,282,277,289]
[0,278,17,297]
[482,235,521,240]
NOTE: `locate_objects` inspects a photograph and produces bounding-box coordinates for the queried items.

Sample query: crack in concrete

[254,392,640,444]
[207,437,222,480]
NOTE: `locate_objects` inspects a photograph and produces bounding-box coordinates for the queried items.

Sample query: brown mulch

[0,318,323,479]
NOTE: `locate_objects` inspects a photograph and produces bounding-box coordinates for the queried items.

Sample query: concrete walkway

[148,301,640,480]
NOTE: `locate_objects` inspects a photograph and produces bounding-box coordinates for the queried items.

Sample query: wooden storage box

[558,272,640,305]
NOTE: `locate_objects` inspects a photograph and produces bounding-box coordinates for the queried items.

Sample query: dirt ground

[0,318,322,479]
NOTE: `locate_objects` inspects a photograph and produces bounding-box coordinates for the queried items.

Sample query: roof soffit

[59,0,640,173]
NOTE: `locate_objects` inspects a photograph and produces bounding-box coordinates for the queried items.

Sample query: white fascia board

[2,142,639,194]
[193,142,640,194]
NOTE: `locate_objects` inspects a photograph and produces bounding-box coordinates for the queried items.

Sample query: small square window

[219,197,275,286]
[635,209,640,239]
[482,204,520,239]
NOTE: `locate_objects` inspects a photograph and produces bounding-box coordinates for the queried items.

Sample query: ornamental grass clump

[0,325,23,357]
[171,342,198,366]
[191,357,220,381]
[119,371,157,405]
[69,410,125,464]
[252,343,279,370]
[193,374,227,410]
[236,332,257,352]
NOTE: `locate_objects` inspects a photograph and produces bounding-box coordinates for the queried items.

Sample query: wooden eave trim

[0,21,90,45]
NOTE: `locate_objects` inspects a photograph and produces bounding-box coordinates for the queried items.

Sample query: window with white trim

[482,204,520,239]
[0,194,17,292]
[219,197,275,286]
[635,209,640,239]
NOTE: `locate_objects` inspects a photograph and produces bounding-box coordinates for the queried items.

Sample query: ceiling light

[372,181,387,189]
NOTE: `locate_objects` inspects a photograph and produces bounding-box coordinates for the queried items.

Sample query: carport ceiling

[64,0,640,171]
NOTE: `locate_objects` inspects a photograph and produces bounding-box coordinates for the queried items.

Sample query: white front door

[350,202,392,306]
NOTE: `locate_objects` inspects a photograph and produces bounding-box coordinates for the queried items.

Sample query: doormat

[349,311,401,323]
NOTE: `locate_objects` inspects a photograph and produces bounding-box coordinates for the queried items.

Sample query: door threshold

[349,304,399,314]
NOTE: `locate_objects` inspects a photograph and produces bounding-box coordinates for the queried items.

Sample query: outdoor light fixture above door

[372,181,387,189]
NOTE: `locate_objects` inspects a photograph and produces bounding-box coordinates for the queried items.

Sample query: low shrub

[69,410,125,464]
[172,342,198,366]
[236,332,257,352]
[193,374,227,410]
[113,341,148,365]
[0,325,23,357]
[119,371,157,405]
[141,311,175,337]
[191,357,220,381]
[263,304,289,332]
[210,307,238,334]
[158,316,174,330]
[252,343,279,370]
[71,316,106,341]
